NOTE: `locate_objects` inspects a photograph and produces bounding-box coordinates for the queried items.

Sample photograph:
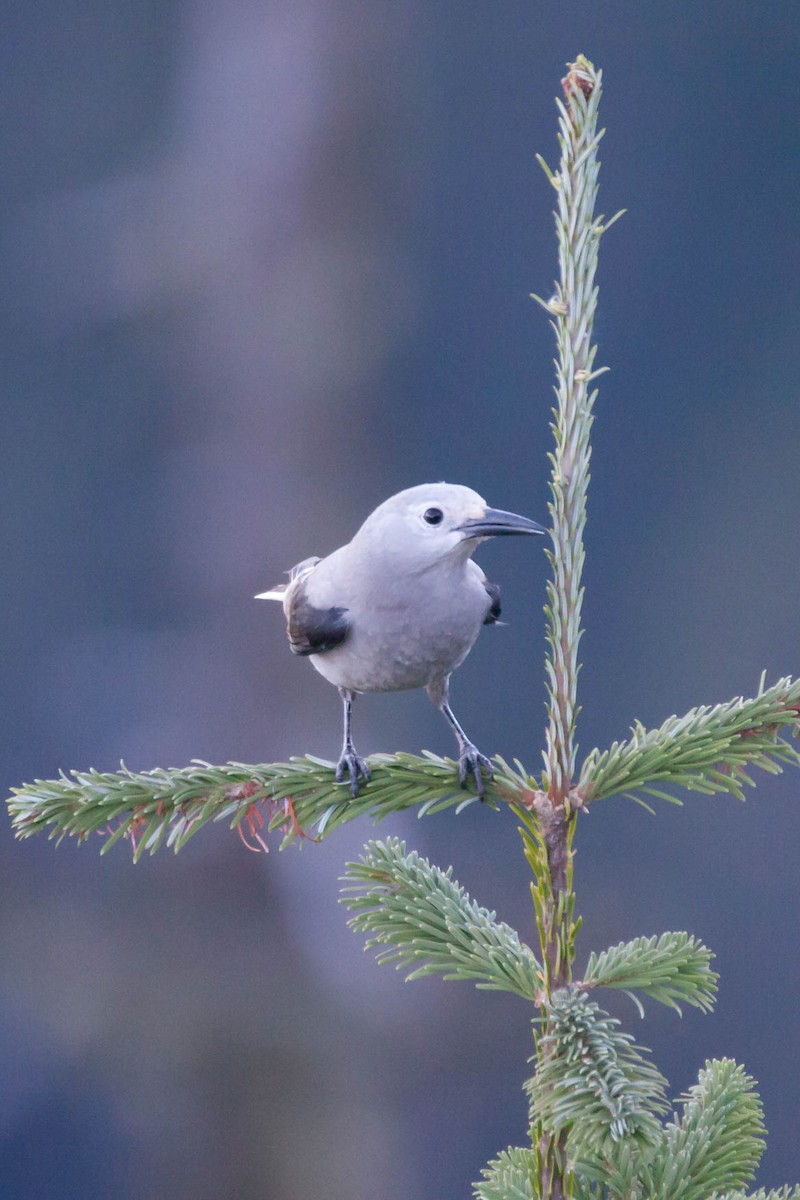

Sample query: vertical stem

[533,55,610,1200]
[532,798,577,1200]
[542,55,605,806]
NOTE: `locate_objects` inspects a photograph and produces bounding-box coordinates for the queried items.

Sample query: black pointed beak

[457,508,547,538]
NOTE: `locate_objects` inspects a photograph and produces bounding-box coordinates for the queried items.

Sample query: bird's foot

[335,744,372,798]
[458,743,494,800]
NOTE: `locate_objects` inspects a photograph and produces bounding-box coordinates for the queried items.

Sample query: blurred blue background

[2,3,799,1197]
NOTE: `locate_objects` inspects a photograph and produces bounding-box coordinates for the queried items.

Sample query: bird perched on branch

[256,483,545,799]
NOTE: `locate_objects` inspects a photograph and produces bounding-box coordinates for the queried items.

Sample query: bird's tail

[254,586,286,601]
[255,555,321,601]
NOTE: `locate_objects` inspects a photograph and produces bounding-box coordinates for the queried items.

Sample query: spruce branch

[582,932,718,1016]
[526,990,669,1158]
[570,1059,766,1199]
[7,753,532,861]
[341,838,543,1000]
[639,1059,765,1200]
[473,1147,538,1200]
[580,674,800,807]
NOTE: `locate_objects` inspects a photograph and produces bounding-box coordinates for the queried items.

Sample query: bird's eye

[423,507,444,526]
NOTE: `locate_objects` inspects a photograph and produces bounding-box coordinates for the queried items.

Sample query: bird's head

[353,483,546,569]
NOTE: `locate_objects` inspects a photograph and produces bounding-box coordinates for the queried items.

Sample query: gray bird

[256,483,545,798]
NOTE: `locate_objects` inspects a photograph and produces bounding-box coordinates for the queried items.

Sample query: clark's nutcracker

[256,483,545,798]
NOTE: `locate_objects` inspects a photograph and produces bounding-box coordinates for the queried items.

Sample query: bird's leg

[427,677,493,800]
[335,687,372,798]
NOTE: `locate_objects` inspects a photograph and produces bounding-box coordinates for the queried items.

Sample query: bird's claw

[458,743,493,800]
[335,747,372,798]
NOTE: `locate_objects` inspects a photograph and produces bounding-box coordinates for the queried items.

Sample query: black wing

[286,584,350,656]
[483,580,502,625]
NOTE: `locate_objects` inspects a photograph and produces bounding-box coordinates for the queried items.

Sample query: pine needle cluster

[341,837,543,999]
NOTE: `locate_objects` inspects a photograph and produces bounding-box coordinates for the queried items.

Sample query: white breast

[306,551,489,693]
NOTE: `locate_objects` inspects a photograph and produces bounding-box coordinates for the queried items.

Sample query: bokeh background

[2,3,799,1197]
